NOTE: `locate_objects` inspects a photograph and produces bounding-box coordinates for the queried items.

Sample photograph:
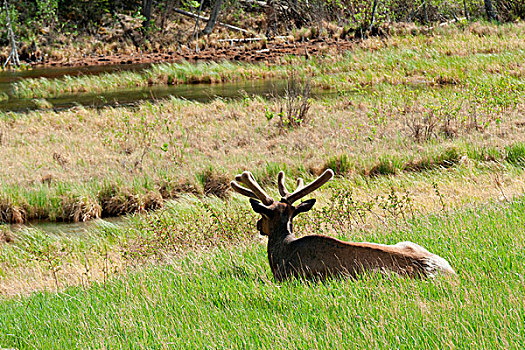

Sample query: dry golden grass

[1,86,523,189]
[0,248,124,296]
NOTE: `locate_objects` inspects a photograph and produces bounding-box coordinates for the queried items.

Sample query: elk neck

[267,213,296,250]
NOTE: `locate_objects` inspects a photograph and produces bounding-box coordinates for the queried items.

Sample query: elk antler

[278,169,334,204]
[230,171,274,205]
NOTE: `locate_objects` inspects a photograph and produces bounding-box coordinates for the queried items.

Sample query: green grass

[1,195,524,349]
[505,143,525,166]
[11,61,287,99]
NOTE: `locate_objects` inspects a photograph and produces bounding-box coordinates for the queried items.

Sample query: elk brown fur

[231,169,455,281]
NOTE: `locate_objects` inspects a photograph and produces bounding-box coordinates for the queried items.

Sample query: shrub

[505,143,525,166]
[323,154,352,175]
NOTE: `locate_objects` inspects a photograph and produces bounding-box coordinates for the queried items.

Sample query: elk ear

[250,198,273,217]
[293,199,316,217]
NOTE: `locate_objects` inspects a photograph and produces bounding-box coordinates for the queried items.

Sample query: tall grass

[1,196,524,348]
[12,61,286,99]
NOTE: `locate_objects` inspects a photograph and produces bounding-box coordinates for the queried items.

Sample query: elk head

[230,170,334,238]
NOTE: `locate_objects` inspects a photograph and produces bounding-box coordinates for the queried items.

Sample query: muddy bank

[33,38,355,68]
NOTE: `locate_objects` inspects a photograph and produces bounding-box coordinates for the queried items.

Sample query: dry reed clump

[0,226,13,244]
[141,191,164,212]
[61,195,102,222]
[0,200,27,224]
[158,181,200,199]
[98,187,133,217]
[41,174,53,186]
[433,76,459,86]
[202,172,231,199]
[98,186,165,217]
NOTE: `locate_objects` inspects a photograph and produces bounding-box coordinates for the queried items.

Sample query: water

[0,63,149,94]
[0,63,296,112]
[1,78,290,112]
[11,217,126,237]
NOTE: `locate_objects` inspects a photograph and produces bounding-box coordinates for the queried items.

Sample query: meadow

[1,195,524,348]
[1,21,525,349]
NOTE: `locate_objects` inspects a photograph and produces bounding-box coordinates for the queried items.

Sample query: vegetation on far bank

[2,0,523,68]
[9,21,525,99]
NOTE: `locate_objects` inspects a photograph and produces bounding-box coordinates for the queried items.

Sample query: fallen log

[173,8,250,34]
[217,36,287,43]
[238,0,268,8]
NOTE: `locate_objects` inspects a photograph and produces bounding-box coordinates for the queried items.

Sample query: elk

[230,169,455,281]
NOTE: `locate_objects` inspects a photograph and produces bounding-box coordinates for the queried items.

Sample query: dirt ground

[34,38,355,68]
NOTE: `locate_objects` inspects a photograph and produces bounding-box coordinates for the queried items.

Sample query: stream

[10,217,126,237]
[0,63,150,94]
[1,78,290,112]
[0,63,295,113]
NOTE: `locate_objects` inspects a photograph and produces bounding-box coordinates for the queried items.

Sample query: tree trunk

[484,0,497,21]
[202,0,224,34]
[3,0,20,67]
[160,0,176,32]
[368,0,379,31]
[265,0,277,36]
[142,0,153,29]
[463,0,470,20]
[423,0,428,24]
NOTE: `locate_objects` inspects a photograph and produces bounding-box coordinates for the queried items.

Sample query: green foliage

[0,0,524,50]
[183,0,201,9]
[324,154,353,176]
[0,1,20,45]
[505,143,525,166]
[36,0,58,28]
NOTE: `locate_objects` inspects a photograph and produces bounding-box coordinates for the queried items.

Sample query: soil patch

[33,39,354,68]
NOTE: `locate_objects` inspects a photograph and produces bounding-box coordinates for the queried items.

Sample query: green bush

[505,143,525,166]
